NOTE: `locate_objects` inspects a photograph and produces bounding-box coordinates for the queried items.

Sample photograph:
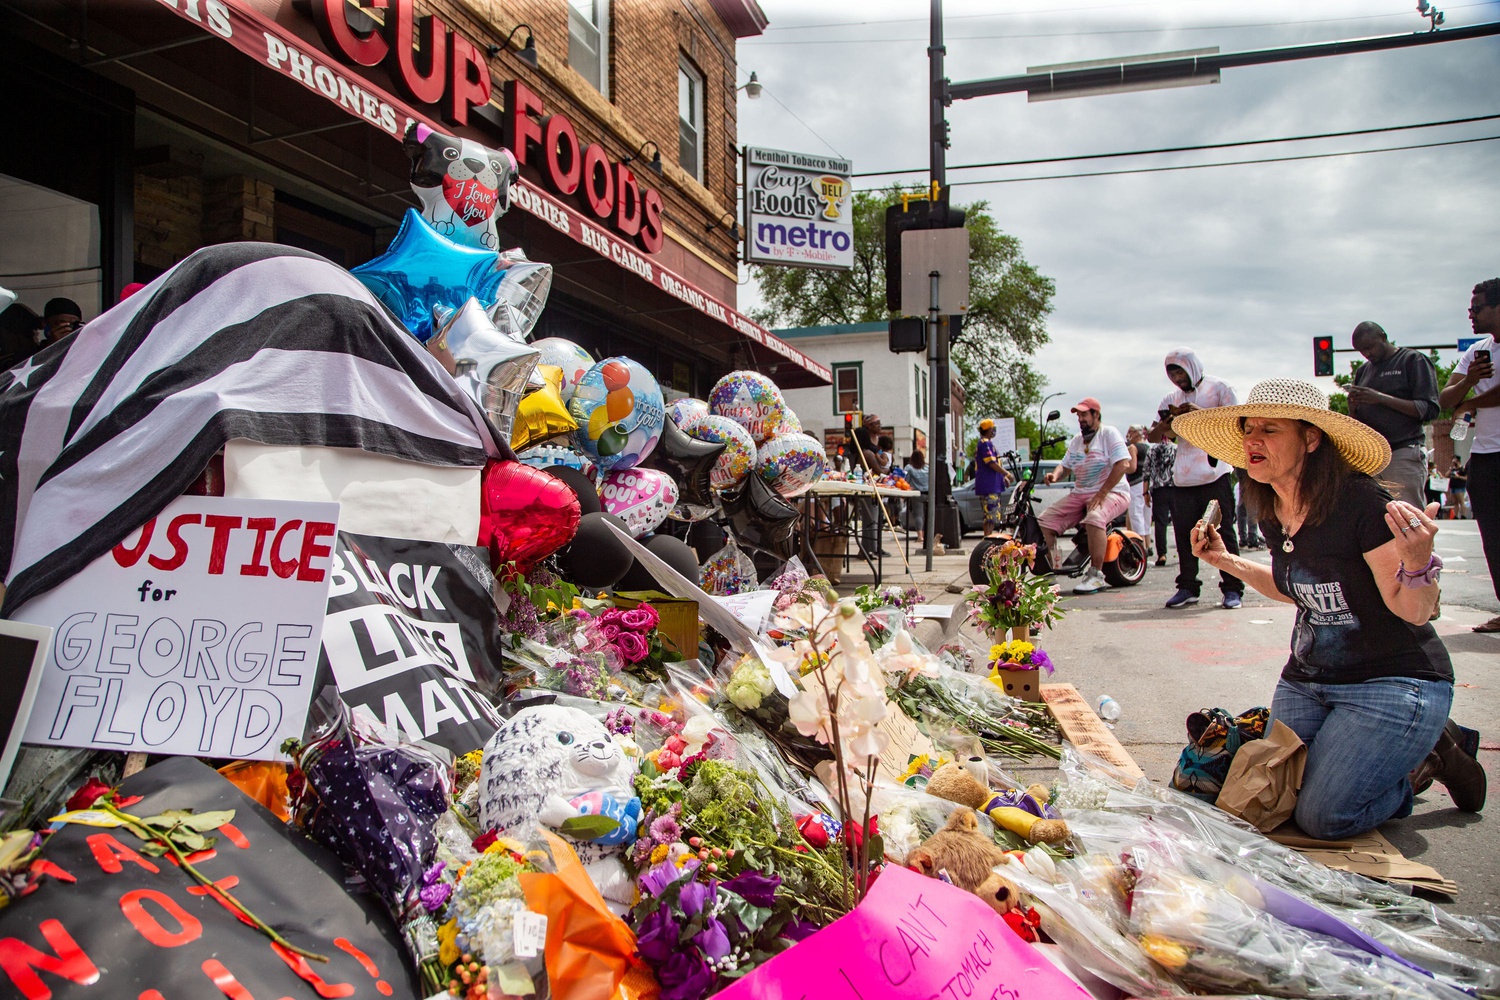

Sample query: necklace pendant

[1282,538,1295,553]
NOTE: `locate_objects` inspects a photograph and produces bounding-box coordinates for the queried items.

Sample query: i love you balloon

[599,468,679,537]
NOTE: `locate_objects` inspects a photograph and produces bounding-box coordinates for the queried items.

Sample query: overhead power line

[863,133,1500,190]
[749,3,1491,44]
[853,111,1500,178]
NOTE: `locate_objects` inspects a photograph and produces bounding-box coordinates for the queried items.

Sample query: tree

[750,185,1056,429]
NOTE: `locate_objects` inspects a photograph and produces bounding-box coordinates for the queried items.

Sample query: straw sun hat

[1170,378,1392,477]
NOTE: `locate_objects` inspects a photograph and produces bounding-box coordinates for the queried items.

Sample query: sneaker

[1222,592,1243,610]
[1072,568,1109,594]
[1165,589,1199,609]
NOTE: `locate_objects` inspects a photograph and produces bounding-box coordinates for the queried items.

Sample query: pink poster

[714,866,1093,1000]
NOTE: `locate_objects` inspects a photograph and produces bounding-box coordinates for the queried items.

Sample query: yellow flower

[988,644,1006,661]
[1139,934,1190,969]
[437,918,460,967]
[650,844,670,864]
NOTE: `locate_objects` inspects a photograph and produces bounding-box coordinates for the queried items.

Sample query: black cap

[43,297,82,320]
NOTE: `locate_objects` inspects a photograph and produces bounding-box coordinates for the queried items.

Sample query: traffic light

[1313,336,1334,377]
[885,196,966,312]
[889,317,925,353]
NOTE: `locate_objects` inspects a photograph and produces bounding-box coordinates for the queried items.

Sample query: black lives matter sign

[317,532,509,753]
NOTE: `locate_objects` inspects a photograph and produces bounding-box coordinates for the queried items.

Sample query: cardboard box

[812,534,848,584]
[993,668,1045,701]
[611,592,700,659]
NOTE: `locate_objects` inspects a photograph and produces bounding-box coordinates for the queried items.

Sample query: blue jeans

[1270,676,1451,840]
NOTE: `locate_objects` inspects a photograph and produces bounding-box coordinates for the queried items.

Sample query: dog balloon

[403,123,517,251]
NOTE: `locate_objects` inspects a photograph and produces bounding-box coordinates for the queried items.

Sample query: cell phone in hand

[1201,499,1221,529]
[1477,349,1492,366]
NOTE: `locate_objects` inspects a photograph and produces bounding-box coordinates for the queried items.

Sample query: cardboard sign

[0,756,418,1000]
[317,531,507,752]
[15,497,338,760]
[0,621,52,790]
[715,865,1092,1000]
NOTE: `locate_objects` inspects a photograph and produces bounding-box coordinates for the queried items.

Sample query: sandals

[1474,615,1500,634]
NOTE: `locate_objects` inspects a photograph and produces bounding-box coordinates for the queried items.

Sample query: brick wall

[440,0,744,270]
[133,174,203,273]
[204,177,276,245]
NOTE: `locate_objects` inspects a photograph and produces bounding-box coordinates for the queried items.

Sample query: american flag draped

[0,243,504,615]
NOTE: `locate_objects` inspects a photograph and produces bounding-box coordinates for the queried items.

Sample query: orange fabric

[518,832,658,1000]
[217,761,290,822]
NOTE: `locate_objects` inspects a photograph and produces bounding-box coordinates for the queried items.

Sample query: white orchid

[788,687,834,742]
[877,628,941,683]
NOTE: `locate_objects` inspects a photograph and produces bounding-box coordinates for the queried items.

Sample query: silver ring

[1407,516,1421,529]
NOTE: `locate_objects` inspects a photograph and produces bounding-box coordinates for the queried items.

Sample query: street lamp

[1038,391,1065,436]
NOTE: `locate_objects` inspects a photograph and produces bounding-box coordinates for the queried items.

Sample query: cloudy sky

[735,0,1500,427]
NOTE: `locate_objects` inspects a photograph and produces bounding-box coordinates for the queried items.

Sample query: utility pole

[927,0,963,554]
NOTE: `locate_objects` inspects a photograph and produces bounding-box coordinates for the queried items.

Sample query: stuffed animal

[925,762,1069,845]
[403,122,517,250]
[478,705,641,905]
[905,808,1021,915]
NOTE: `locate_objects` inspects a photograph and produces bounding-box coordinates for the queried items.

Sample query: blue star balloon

[351,208,504,342]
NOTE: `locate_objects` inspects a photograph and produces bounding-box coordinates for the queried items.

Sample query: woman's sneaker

[1072,567,1110,594]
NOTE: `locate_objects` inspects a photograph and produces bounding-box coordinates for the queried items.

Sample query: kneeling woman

[1174,379,1484,840]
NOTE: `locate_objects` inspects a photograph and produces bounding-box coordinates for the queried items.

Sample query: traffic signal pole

[927,0,964,558]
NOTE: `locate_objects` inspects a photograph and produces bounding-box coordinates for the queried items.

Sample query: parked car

[953,461,1068,535]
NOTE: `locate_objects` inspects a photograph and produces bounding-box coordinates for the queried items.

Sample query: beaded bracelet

[1395,554,1443,588]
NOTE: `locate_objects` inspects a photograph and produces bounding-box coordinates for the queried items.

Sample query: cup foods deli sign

[743,146,853,271]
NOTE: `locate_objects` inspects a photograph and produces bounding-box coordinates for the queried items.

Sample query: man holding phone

[1439,278,1500,633]
[1347,320,1440,506]
[1147,348,1244,609]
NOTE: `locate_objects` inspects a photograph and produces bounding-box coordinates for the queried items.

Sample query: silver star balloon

[488,249,553,341]
[430,297,539,440]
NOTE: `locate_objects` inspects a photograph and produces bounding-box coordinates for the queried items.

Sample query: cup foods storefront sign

[743,146,853,271]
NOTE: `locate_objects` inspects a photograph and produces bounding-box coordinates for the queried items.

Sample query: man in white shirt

[1147,348,1244,610]
[1038,397,1132,594]
[1439,278,1500,633]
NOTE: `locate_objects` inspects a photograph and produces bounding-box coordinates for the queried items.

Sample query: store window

[0,173,101,347]
[678,57,705,182]
[569,0,610,97]
[913,363,924,418]
[833,362,861,414]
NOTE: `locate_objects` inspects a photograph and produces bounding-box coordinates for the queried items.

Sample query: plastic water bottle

[1095,695,1121,723]
[1450,412,1474,441]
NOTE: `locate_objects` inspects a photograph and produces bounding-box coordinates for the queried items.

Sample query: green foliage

[750,184,1056,430]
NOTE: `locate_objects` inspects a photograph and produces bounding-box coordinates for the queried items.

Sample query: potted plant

[965,541,1064,645]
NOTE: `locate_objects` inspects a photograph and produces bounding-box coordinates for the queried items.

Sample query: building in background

[0,0,828,394]
[775,321,931,464]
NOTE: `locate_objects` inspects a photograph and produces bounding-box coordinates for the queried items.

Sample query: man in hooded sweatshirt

[1147,348,1245,609]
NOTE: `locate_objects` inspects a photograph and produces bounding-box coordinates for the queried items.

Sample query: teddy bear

[904,807,1021,915]
[478,705,641,906]
[924,762,1070,845]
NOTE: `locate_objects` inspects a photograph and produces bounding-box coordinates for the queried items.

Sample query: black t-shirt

[1349,347,1439,448]
[1262,475,1452,685]
[1126,441,1149,485]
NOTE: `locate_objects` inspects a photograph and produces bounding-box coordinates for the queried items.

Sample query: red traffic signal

[1313,336,1335,377]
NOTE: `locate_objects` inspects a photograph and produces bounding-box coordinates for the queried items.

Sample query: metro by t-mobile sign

[744,146,854,271]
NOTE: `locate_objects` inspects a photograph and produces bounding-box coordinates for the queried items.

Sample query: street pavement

[836,516,1500,962]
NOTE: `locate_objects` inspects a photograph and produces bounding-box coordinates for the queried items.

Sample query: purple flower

[640,860,686,897]
[678,879,716,917]
[1030,649,1054,674]
[785,917,821,942]
[657,947,715,1000]
[635,905,680,964]
[694,916,731,960]
[620,606,658,632]
[615,630,649,663]
[418,880,452,913]
[649,814,682,844]
[422,862,446,886]
[722,870,780,907]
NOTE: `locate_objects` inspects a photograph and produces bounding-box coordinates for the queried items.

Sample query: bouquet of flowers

[631,858,819,1000]
[987,639,1054,676]
[966,541,1064,639]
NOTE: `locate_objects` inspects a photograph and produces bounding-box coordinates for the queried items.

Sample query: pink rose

[598,623,623,642]
[615,630,649,663]
[598,608,626,627]
[620,606,658,632]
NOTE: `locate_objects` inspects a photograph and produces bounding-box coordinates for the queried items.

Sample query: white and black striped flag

[0,243,504,615]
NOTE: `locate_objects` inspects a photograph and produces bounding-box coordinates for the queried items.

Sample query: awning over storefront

[153,0,830,387]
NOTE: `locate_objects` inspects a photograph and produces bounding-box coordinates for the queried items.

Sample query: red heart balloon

[478,460,582,571]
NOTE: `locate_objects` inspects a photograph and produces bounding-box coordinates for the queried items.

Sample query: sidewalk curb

[913,574,971,650]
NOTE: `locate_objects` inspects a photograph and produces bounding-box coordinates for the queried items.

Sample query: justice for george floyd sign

[14,497,339,760]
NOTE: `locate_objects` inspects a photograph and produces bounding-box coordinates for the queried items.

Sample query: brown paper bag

[1215,719,1306,832]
